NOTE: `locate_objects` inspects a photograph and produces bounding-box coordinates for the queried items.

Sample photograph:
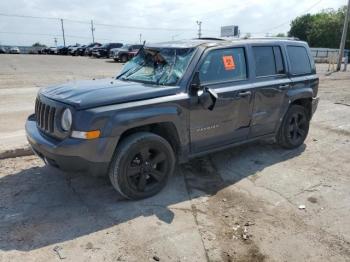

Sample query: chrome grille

[35,98,56,133]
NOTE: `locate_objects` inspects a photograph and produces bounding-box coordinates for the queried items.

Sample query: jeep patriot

[26,38,319,199]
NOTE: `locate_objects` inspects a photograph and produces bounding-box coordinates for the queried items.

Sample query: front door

[189,47,253,153]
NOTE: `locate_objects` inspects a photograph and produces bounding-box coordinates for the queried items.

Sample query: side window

[253,46,285,77]
[287,46,312,75]
[199,48,247,84]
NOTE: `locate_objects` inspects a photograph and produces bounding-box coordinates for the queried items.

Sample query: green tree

[32,42,46,48]
[288,6,350,49]
[275,33,286,37]
[288,14,313,42]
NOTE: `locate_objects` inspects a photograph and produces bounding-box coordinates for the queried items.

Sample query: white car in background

[9,47,20,54]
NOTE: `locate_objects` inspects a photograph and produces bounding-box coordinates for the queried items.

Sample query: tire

[121,54,128,63]
[109,132,176,200]
[277,105,310,149]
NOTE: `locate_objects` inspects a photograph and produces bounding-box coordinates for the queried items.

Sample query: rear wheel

[109,132,176,200]
[277,104,310,149]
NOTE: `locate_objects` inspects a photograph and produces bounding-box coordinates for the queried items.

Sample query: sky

[0,0,347,47]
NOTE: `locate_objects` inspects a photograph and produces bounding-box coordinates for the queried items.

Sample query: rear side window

[253,46,285,77]
[199,48,247,84]
[287,46,312,75]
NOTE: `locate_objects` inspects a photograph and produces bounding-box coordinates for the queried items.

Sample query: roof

[146,38,305,49]
[146,39,224,49]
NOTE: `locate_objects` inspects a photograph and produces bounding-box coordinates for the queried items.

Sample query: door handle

[238,91,252,97]
[279,84,290,90]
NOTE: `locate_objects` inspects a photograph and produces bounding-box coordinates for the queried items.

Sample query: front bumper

[25,114,118,176]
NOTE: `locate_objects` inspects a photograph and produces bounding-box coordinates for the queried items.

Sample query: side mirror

[198,87,218,111]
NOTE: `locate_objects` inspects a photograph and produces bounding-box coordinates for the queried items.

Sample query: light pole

[337,0,350,71]
[91,20,95,43]
[60,19,66,47]
[196,21,202,38]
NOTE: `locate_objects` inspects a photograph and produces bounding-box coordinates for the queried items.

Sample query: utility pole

[139,33,142,44]
[91,20,95,43]
[60,19,66,47]
[196,21,202,38]
[337,0,350,71]
[54,38,57,47]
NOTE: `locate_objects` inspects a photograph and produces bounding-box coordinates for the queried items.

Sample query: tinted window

[287,46,312,75]
[199,48,247,84]
[132,45,142,49]
[253,46,276,77]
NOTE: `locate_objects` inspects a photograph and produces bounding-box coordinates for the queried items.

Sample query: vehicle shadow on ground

[0,141,305,251]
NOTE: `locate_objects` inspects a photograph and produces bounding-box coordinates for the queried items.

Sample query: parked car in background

[92,43,123,58]
[75,45,86,56]
[40,47,50,54]
[75,43,99,56]
[0,47,6,54]
[9,46,20,54]
[85,43,102,56]
[48,47,58,55]
[110,44,143,62]
[68,44,80,55]
[57,46,70,55]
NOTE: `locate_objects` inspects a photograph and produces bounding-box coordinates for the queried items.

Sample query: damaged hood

[40,78,179,110]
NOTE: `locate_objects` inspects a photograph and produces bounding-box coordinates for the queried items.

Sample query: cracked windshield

[117,47,195,85]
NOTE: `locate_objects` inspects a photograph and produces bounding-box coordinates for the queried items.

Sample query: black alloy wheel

[109,132,175,199]
[288,112,307,143]
[277,104,310,149]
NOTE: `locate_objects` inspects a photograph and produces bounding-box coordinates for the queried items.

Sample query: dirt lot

[0,56,350,262]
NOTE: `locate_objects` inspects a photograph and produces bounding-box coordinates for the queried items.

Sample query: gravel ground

[0,57,350,261]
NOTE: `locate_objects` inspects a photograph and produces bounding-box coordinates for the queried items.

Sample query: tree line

[288,6,349,49]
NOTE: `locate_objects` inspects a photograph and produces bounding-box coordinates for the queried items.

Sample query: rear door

[189,46,254,153]
[250,45,291,137]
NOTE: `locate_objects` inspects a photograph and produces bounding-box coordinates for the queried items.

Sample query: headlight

[61,108,72,131]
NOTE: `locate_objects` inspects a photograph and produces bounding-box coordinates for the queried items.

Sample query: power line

[253,0,323,34]
[0,31,111,41]
[0,12,58,20]
[0,12,197,32]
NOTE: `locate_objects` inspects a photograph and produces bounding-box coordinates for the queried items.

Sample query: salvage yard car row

[0,42,143,63]
[36,42,143,62]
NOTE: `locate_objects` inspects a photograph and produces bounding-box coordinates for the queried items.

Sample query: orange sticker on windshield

[222,55,236,70]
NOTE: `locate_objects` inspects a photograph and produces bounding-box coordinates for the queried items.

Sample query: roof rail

[194,37,225,41]
[239,36,300,41]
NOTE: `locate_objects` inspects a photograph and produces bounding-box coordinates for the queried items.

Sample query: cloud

[0,0,346,46]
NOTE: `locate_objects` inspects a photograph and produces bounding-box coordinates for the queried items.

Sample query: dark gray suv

[26,38,319,199]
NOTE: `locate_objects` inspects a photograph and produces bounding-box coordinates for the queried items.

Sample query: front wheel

[277,104,310,149]
[109,132,176,200]
[121,54,128,63]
